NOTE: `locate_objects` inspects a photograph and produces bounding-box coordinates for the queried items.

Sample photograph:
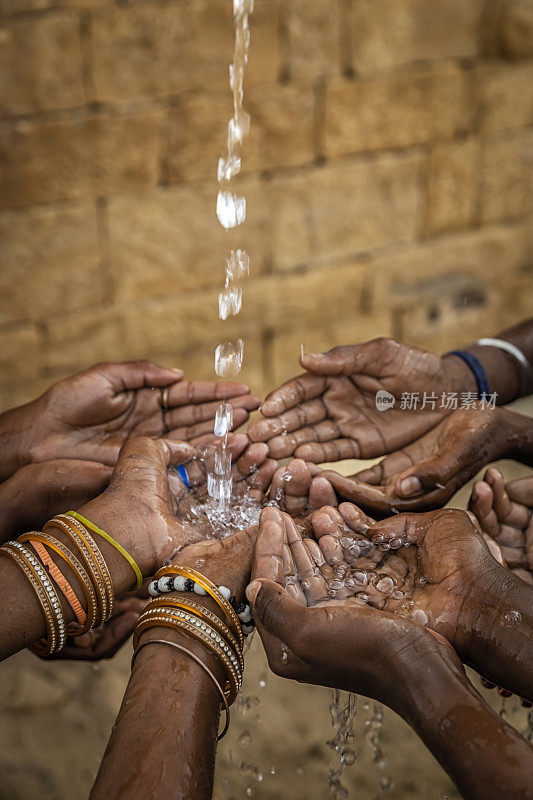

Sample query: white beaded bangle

[9,540,67,652]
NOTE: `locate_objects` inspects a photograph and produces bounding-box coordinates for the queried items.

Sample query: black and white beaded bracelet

[148,575,254,635]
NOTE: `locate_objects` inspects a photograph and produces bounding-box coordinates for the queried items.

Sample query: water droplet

[504,610,521,624]
[238,730,252,747]
[195,558,206,569]
[218,154,241,182]
[217,191,246,230]
[225,248,250,281]
[340,748,356,765]
[214,403,234,436]
[215,339,244,377]
[218,284,242,319]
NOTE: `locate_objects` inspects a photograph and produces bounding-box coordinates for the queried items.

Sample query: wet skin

[0,432,274,662]
[0,360,260,481]
[248,321,532,463]
[248,507,533,800]
[92,526,259,800]
[306,405,533,516]
[470,468,533,584]
[309,504,533,702]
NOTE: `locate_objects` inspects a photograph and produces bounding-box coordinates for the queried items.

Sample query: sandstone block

[426,137,480,235]
[349,0,484,74]
[0,13,84,116]
[0,323,42,390]
[324,65,473,158]
[44,306,132,372]
[498,0,533,59]
[476,62,533,132]
[372,222,529,310]
[91,0,280,104]
[270,152,423,271]
[481,130,533,223]
[0,202,101,325]
[0,110,163,208]
[287,0,341,80]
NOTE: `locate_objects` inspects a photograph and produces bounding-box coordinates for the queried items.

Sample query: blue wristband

[177,464,190,489]
[446,350,491,400]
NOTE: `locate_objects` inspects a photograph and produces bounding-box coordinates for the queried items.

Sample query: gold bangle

[134,614,241,704]
[145,597,243,671]
[136,607,243,685]
[19,532,98,635]
[131,638,231,740]
[60,515,114,620]
[0,543,62,655]
[155,566,243,648]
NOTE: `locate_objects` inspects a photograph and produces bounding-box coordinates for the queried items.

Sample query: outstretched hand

[6,361,259,477]
[249,339,473,462]
[247,507,463,716]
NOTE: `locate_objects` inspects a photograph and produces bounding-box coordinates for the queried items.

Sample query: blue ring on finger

[178,464,190,489]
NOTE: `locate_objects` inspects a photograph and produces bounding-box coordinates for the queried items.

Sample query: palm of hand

[252,341,452,462]
[313,505,495,649]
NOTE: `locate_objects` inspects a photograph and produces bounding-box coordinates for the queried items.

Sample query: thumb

[300,341,392,377]
[246,579,304,641]
[393,450,464,499]
[110,436,194,492]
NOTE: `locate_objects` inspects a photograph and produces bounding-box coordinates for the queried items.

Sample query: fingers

[254,374,327,420]
[309,476,338,510]
[300,340,395,377]
[168,380,254,406]
[505,476,533,508]
[93,360,184,392]
[468,480,498,538]
[246,578,305,642]
[485,468,531,529]
[248,399,330,446]
[294,438,362,462]
[164,391,259,429]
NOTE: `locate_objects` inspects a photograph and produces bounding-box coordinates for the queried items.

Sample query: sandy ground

[0,398,531,800]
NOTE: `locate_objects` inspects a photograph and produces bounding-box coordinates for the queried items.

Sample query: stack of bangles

[0,512,142,657]
[133,566,255,739]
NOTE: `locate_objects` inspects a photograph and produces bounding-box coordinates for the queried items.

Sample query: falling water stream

[208,0,254,512]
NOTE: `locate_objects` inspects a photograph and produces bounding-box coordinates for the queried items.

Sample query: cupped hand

[167,433,278,538]
[246,507,463,716]
[311,404,511,515]
[70,436,206,595]
[248,339,473,462]
[0,459,112,543]
[469,468,533,584]
[311,503,533,698]
[18,361,259,470]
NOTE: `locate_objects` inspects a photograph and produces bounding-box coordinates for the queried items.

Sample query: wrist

[440,353,477,395]
[466,345,521,403]
[0,398,42,481]
[502,408,533,465]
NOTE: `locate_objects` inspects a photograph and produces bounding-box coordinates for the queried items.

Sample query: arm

[90,625,223,800]
[402,654,533,800]
[92,526,257,800]
[248,508,533,800]
[447,317,533,403]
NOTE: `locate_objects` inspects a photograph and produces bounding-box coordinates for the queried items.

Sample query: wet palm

[248,507,462,711]
[249,339,471,462]
[25,361,259,468]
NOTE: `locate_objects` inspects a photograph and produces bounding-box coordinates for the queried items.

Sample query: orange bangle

[31,541,86,630]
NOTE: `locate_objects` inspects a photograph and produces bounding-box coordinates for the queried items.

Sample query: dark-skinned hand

[310,503,532,700]
[0,459,112,543]
[246,507,463,717]
[0,360,259,480]
[248,339,474,462]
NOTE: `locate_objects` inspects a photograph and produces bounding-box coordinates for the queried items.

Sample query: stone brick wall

[1,0,532,412]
